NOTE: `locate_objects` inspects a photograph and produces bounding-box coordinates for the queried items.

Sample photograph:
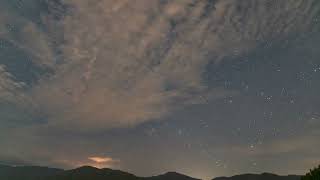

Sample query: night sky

[1,0,320,179]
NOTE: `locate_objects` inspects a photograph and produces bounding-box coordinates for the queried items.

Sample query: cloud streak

[0,0,319,130]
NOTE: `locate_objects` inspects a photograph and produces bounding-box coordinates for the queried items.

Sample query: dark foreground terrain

[0,165,301,180]
[0,165,200,180]
[213,173,301,180]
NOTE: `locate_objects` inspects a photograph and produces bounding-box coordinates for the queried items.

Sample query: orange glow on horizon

[88,157,116,163]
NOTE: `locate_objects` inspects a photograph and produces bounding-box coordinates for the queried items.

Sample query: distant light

[88,157,115,163]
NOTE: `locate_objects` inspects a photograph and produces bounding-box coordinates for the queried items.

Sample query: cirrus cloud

[0,0,319,130]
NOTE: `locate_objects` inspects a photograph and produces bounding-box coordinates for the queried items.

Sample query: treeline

[301,165,320,180]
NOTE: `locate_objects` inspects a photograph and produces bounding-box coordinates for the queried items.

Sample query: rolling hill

[213,173,301,180]
[0,165,201,180]
[0,165,303,180]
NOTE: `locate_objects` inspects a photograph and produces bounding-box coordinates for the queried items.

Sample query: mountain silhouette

[0,165,200,180]
[148,172,201,180]
[0,165,63,180]
[0,165,303,180]
[213,173,301,180]
[47,166,145,180]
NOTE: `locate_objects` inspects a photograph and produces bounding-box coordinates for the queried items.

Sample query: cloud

[48,156,120,169]
[0,65,23,101]
[88,156,120,168]
[89,157,114,163]
[0,3,55,68]
[0,0,319,130]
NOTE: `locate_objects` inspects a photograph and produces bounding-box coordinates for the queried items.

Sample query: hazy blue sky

[0,0,320,179]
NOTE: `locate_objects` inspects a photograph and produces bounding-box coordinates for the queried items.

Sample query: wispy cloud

[88,156,120,168]
[0,0,319,130]
[32,0,320,129]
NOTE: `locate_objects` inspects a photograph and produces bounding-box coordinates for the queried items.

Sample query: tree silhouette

[301,165,320,180]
